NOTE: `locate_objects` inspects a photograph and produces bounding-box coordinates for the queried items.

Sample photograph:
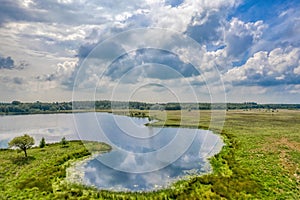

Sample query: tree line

[0,101,72,115]
[0,100,300,115]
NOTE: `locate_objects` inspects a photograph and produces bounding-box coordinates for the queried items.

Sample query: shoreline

[66,153,101,185]
[1,108,300,117]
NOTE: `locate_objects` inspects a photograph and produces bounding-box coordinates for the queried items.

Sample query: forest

[1,100,300,115]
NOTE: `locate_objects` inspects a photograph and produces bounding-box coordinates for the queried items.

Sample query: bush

[39,137,46,148]
[61,137,68,147]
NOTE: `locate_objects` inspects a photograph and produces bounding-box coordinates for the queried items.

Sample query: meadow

[149,109,300,199]
[0,109,299,199]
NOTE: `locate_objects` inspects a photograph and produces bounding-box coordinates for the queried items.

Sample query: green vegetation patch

[0,141,111,199]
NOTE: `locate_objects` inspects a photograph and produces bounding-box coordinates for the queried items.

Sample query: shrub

[39,137,46,148]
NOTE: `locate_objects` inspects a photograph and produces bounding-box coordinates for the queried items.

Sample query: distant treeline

[0,100,299,115]
[0,101,72,115]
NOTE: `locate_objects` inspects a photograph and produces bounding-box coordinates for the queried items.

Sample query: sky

[0,0,300,103]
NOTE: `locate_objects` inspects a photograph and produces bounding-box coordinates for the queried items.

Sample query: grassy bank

[0,141,111,199]
[0,110,299,199]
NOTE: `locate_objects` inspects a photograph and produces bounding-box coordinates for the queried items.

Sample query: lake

[0,112,223,191]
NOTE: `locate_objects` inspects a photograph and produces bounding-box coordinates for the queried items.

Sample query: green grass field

[0,110,299,199]
[148,109,300,199]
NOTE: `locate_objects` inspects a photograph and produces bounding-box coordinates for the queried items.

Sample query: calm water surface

[0,113,223,191]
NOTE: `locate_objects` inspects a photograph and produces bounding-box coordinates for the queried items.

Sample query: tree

[61,137,68,147]
[39,137,46,148]
[9,134,35,157]
[11,100,21,105]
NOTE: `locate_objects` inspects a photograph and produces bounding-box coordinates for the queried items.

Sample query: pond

[0,112,223,191]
